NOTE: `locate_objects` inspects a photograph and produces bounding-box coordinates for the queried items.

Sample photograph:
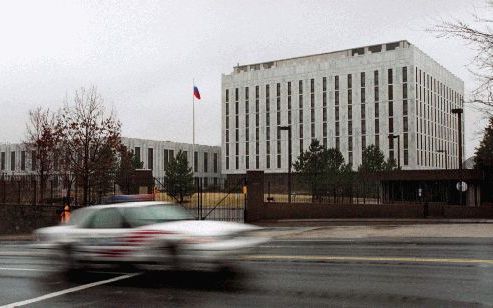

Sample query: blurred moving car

[33,201,268,272]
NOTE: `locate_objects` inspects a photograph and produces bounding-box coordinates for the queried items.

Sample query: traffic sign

[456,181,468,192]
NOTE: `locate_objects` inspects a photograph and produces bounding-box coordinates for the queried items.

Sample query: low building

[370,169,484,207]
[0,138,223,186]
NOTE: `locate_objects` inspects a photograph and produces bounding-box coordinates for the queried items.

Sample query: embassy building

[221,40,464,175]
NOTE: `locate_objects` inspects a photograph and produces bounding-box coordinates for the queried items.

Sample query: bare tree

[432,2,493,113]
[24,107,61,203]
[58,87,122,205]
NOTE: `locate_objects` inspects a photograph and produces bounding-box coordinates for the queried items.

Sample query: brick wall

[247,202,493,222]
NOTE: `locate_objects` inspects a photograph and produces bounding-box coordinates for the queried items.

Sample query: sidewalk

[256,218,493,228]
[256,222,493,239]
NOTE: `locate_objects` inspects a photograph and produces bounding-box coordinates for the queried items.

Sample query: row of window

[414,66,462,168]
[133,147,219,174]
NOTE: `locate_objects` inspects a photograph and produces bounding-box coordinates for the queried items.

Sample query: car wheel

[157,244,180,271]
[61,244,80,274]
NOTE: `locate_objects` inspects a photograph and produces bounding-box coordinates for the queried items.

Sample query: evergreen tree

[358,145,386,173]
[115,146,142,194]
[474,117,493,173]
[164,150,194,203]
[293,139,349,201]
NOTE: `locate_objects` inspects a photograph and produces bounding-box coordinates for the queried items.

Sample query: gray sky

[0,0,490,157]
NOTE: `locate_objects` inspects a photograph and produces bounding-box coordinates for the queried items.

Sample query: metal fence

[0,174,117,206]
[263,173,381,205]
[154,176,246,222]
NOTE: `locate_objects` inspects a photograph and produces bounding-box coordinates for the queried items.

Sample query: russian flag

[193,86,201,100]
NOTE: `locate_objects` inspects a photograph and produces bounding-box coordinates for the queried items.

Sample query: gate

[154,177,246,222]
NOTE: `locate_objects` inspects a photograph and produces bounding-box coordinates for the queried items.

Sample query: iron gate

[154,177,246,222]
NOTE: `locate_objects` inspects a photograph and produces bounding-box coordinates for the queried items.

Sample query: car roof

[85,201,179,210]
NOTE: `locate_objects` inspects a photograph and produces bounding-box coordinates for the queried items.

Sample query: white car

[33,201,268,272]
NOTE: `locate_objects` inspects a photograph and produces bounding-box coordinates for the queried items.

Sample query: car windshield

[123,204,194,227]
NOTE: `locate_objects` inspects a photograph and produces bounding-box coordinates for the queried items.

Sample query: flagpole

[192,79,195,174]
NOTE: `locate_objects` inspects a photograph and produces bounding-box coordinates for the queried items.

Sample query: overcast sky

[0,0,490,157]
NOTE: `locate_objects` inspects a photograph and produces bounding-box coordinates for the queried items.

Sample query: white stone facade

[0,138,222,184]
[221,40,464,174]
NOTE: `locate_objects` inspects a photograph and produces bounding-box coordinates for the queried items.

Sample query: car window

[69,207,97,227]
[123,204,193,227]
[86,208,127,229]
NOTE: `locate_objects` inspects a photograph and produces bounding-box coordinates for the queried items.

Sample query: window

[134,147,141,165]
[388,69,393,84]
[86,208,125,229]
[10,152,15,171]
[21,151,25,171]
[386,42,399,51]
[163,150,170,169]
[402,67,408,83]
[204,152,208,173]
[31,151,36,170]
[147,148,153,170]
[369,45,382,53]
[194,151,198,172]
[0,152,5,170]
[213,153,218,173]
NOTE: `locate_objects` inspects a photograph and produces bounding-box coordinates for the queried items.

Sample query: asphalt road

[1,238,493,307]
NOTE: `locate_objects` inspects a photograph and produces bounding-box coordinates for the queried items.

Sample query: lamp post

[451,108,464,169]
[388,134,400,169]
[437,149,448,170]
[279,125,292,203]
[452,107,464,205]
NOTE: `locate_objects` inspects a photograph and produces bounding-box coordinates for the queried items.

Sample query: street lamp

[451,108,464,169]
[279,125,292,203]
[452,107,464,205]
[437,149,448,170]
[388,134,400,169]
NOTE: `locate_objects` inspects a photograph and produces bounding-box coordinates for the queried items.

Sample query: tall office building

[221,40,464,175]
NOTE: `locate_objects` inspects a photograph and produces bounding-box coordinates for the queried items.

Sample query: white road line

[0,267,53,272]
[1,272,140,308]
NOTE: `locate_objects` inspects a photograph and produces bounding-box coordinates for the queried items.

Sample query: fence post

[245,171,264,223]
[2,175,5,204]
[18,180,21,204]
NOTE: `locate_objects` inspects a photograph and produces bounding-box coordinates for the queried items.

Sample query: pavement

[1,237,493,307]
[2,219,493,243]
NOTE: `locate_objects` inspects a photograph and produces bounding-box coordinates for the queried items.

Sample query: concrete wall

[246,202,493,222]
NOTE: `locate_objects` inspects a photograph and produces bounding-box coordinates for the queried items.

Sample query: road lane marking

[0,267,54,272]
[242,255,493,265]
[1,272,140,308]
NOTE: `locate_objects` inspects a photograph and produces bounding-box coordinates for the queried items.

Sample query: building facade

[221,40,464,175]
[0,138,222,185]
